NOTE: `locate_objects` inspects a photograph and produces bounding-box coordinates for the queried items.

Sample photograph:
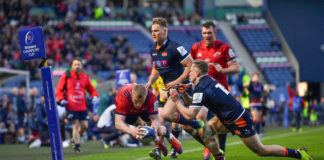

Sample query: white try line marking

[136,127,323,160]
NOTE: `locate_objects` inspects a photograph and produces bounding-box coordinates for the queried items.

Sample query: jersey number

[215,83,229,95]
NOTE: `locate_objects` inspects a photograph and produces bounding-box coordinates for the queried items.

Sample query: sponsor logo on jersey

[156,60,162,67]
[192,93,203,103]
[161,60,168,67]
[152,52,158,56]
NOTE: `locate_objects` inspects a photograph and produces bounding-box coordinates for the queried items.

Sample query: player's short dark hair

[132,84,147,99]
[71,57,82,66]
[152,17,168,28]
[202,21,216,29]
[193,59,209,75]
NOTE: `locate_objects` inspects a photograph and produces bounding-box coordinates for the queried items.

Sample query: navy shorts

[207,110,215,120]
[124,110,155,125]
[66,109,89,121]
[250,102,262,111]
[224,111,256,138]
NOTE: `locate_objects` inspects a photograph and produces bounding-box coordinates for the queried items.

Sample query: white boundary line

[136,127,323,160]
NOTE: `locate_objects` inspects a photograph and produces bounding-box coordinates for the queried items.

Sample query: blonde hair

[193,59,209,75]
[152,17,168,28]
[132,84,147,99]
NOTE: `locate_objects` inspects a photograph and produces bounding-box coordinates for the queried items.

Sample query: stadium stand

[234,23,295,101]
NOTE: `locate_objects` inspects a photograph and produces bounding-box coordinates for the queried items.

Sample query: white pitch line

[136,127,323,160]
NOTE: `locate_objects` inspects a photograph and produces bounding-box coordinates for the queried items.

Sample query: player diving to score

[114,83,182,159]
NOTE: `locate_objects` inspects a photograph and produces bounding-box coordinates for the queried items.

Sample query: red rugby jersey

[190,39,236,90]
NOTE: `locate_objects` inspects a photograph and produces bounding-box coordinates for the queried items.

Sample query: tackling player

[170,60,313,160]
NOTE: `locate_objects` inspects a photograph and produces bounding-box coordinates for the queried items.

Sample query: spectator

[287,84,305,132]
[17,86,28,144]
[319,97,324,124]
[55,57,99,152]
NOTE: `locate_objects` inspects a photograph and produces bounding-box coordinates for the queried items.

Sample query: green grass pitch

[0,125,323,160]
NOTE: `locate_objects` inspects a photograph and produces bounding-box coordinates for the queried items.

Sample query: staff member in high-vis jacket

[56,57,99,153]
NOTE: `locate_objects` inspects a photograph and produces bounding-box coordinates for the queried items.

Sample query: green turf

[0,126,323,160]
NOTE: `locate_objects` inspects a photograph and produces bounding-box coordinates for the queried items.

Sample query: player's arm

[146,66,160,89]
[166,56,193,90]
[224,59,240,74]
[170,89,200,120]
[115,114,145,139]
[149,114,160,133]
[177,84,192,106]
[55,73,67,102]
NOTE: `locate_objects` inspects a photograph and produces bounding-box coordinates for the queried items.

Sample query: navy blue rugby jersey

[151,39,191,84]
[248,82,263,101]
[191,75,245,124]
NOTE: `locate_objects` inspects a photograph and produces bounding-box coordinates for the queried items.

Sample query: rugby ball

[136,126,155,140]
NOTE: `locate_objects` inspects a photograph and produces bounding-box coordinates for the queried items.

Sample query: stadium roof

[0,68,30,86]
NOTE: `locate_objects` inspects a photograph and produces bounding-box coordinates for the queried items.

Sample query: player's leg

[251,106,262,135]
[71,119,81,152]
[241,134,312,159]
[157,125,183,155]
[236,111,312,159]
[200,117,229,160]
[197,107,227,160]
[66,109,82,152]
[79,120,88,136]
[170,122,181,158]
[160,98,181,122]
[161,98,203,129]
[196,108,212,160]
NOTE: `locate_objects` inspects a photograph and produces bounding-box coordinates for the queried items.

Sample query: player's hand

[132,126,145,141]
[170,88,180,103]
[166,81,178,90]
[213,63,224,73]
[145,82,151,89]
[177,84,186,94]
[60,100,68,106]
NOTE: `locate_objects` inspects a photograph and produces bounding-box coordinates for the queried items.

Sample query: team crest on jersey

[197,52,202,57]
[213,52,221,57]
[161,52,168,56]
[154,100,158,111]
[228,49,235,58]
